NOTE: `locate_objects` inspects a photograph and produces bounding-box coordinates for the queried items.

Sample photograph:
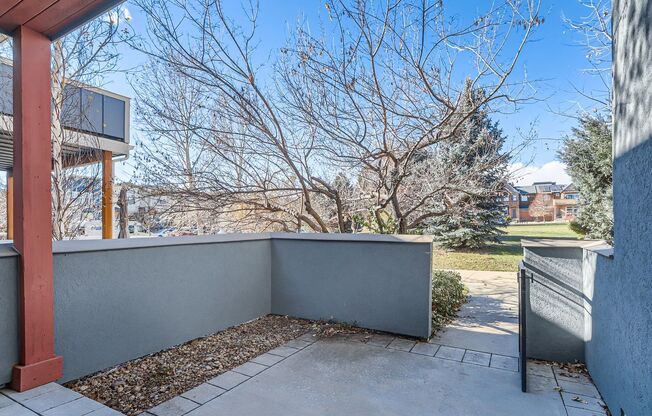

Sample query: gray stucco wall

[590,1,652,414]
[271,237,432,338]
[0,233,432,385]
[53,237,272,382]
[0,247,18,386]
[522,246,586,362]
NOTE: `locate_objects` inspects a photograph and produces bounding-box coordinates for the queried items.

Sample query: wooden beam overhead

[0,0,124,40]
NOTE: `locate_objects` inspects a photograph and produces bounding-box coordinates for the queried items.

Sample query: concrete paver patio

[142,269,607,416]
[0,382,123,416]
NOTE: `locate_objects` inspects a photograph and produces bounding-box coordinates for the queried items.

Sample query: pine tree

[558,116,613,242]
[427,81,508,249]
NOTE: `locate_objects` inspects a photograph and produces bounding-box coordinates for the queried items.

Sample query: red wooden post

[10,25,63,392]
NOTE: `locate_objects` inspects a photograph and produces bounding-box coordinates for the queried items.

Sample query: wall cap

[585,243,614,258]
[47,232,433,254]
[521,238,606,249]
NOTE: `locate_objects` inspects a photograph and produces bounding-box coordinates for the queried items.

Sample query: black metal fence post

[518,264,528,392]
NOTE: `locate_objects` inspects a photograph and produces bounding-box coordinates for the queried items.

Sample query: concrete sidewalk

[431,270,519,356]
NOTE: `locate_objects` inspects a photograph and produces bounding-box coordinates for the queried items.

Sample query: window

[565,194,579,200]
[512,195,518,201]
[520,195,528,202]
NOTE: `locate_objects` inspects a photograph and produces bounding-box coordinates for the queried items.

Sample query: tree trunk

[118,186,129,239]
[51,40,65,240]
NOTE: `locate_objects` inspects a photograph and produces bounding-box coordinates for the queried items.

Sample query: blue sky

[107,0,607,185]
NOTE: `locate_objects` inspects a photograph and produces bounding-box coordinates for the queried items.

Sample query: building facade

[499,182,580,222]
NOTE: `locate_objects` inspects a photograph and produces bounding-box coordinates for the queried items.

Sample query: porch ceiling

[0,0,124,40]
[0,115,131,171]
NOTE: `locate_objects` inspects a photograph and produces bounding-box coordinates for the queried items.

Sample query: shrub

[431,270,468,333]
[569,220,589,237]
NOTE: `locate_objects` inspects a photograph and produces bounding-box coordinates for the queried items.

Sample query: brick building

[498,181,579,222]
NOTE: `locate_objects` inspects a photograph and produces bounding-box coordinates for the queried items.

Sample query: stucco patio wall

[51,235,272,382]
[271,234,432,339]
[521,241,590,362]
[0,233,432,384]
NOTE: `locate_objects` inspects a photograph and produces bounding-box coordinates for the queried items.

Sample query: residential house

[499,182,580,222]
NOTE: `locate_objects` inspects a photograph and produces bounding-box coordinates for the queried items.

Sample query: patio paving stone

[284,339,313,349]
[561,392,606,412]
[462,350,491,366]
[490,354,519,372]
[149,396,199,416]
[1,382,61,402]
[554,367,593,385]
[527,361,555,378]
[0,403,39,416]
[251,352,285,367]
[207,371,250,390]
[435,345,465,361]
[409,342,439,356]
[558,379,601,398]
[295,333,318,343]
[232,361,268,377]
[41,397,104,416]
[21,386,82,413]
[267,346,300,357]
[364,334,394,348]
[565,407,607,415]
[526,373,560,393]
[181,383,226,404]
[0,395,13,409]
[387,338,416,351]
[86,407,126,415]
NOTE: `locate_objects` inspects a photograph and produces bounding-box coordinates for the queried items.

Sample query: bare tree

[132,0,542,233]
[562,0,612,113]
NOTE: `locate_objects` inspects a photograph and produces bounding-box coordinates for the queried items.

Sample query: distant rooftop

[508,182,577,194]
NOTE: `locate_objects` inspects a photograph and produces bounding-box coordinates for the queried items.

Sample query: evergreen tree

[427,82,508,248]
[558,116,613,242]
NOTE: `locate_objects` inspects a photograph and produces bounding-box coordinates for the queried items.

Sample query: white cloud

[509,161,572,186]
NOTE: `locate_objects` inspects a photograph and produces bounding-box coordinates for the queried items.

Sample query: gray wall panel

[271,239,432,338]
[53,239,271,382]
[0,255,18,386]
[523,246,586,362]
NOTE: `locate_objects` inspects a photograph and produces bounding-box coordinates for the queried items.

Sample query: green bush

[431,270,468,333]
[569,220,589,237]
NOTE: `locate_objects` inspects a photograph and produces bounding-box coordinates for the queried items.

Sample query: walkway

[431,270,519,356]
[140,269,607,416]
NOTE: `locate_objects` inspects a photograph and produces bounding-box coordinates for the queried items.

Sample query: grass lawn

[432,223,581,272]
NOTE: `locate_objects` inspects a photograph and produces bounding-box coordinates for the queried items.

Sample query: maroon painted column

[10,25,63,392]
